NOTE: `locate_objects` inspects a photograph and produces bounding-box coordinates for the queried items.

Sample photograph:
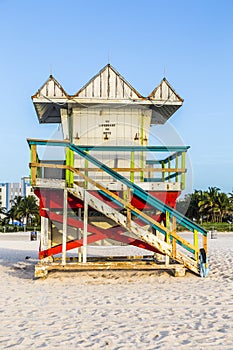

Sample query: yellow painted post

[130,151,135,183]
[65,147,70,187]
[31,144,37,186]
[194,229,199,261]
[203,234,208,271]
[203,234,207,255]
[181,151,186,190]
[69,149,74,187]
[172,216,177,258]
[165,211,170,243]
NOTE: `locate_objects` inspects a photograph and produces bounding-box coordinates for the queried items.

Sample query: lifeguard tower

[28,64,208,278]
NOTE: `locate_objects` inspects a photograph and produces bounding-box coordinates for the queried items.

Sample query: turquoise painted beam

[27,140,189,153]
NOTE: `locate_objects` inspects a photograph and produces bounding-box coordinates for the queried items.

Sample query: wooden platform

[34,259,186,278]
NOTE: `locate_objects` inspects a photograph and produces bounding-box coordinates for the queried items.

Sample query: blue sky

[0,0,233,193]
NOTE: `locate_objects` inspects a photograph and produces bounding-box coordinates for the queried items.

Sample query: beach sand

[0,232,233,349]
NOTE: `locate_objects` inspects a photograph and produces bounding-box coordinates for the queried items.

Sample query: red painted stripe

[39,212,160,259]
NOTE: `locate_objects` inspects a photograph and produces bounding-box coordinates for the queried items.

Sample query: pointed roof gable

[31,66,184,125]
[32,75,68,99]
[74,64,142,99]
[148,78,183,103]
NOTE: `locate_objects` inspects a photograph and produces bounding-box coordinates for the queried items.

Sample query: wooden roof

[32,64,183,124]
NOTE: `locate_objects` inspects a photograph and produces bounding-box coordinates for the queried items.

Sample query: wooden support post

[165,211,170,243]
[130,151,135,183]
[84,152,89,189]
[65,148,74,188]
[68,108,73,144]
[202,233,208,271]
[194,229,199,261]
[31,144,37,186]
[66,147,70,187]
[78,207,82,262]
[83,190,88,263]
[172,216,177,258]
[126,187,132,228]
[69,149,74,187]
[165,211,170,265]
[40,216,49,261]
[181,151,186,190]
[203,234,207,255]
[162,160,165,182]
[62,189,68,265]
[175,153,179,182]
[168,159,171,182]
[140,116,144,182]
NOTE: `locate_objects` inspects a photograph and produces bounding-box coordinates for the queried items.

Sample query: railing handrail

[27,139,190,152]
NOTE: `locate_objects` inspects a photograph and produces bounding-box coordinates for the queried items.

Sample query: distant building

[0,177,35,211]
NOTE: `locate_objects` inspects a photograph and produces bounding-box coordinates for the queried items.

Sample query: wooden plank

[175,250,199,275]
[37,261,182,271]
[35,261,188,278]
[30,162,67,169]
[83,190,88,263]
[72,167,186,173]
[36,178,66,189]
[62,189,68,265]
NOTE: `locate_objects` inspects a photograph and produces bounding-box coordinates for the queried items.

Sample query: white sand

[0,232,233,349]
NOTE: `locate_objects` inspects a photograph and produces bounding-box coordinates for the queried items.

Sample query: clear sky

[0,0,232,193]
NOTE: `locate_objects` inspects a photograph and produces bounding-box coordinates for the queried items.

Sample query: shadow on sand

[0,247,38,280]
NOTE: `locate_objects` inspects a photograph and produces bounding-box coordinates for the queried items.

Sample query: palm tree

[7,196,24,224]
[178,188,233,224]
[0,206,7,225]
[16,196,39,227]
[199,187,221,222]
[216,192,231,222]
[186,190,205,223]
[229,192,233,204]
